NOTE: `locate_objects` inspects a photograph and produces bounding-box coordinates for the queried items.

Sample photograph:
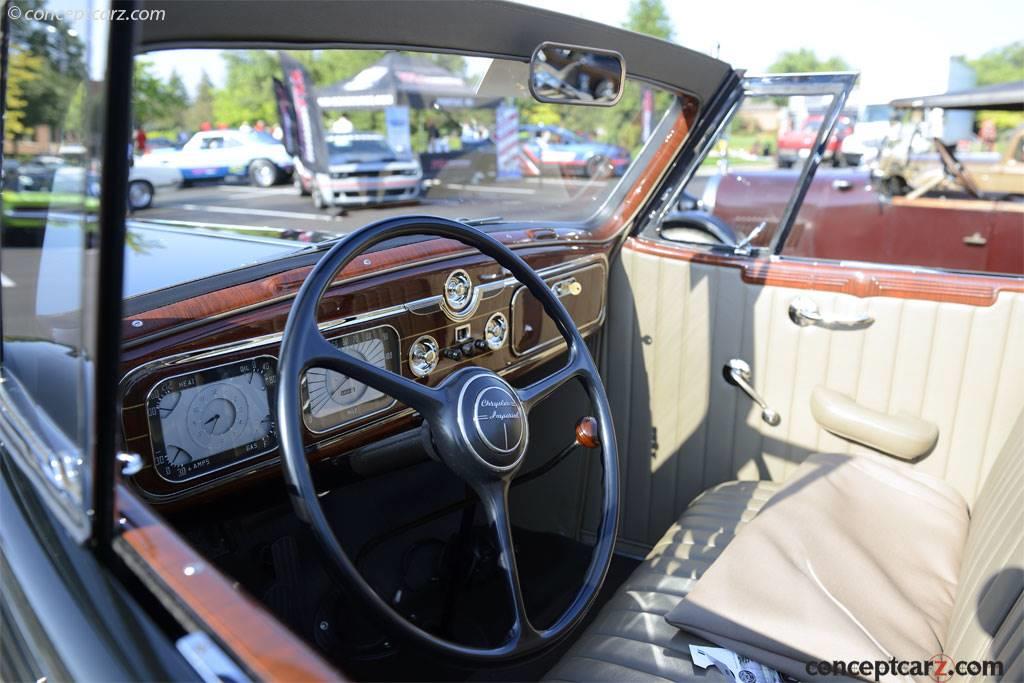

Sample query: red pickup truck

[776,114,854,168]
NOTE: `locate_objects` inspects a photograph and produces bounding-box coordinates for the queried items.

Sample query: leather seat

[545,480,781,682]
[546,414,1023,682]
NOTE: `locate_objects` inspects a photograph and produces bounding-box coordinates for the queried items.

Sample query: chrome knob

[484,312,509,350]
[409,335,440,378]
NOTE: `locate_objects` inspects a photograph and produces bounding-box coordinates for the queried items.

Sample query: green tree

[767,48,850,74]
[132,60,189,130]
[187,72,216,132]
[4,49,44,141]
[967,41,1024,85]
[626,0,673,41]
[8,0,87,140]
[213,50,283,127]
[966,42,1024,131]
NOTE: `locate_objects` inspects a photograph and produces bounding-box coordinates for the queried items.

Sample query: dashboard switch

[443,347,463,362]
[474,339,488,351]
[460,341,476,357]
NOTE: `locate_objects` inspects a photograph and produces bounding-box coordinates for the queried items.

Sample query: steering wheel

[277,216,619,661]
[933,138,981,198]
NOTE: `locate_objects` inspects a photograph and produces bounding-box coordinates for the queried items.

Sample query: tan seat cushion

[545,480,781,682]
[665,452,969,682]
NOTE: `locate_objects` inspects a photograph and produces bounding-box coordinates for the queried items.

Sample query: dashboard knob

[474,339,488,351]
[443,348,463,361]
[409,335,440,378]
[460,341,476,357]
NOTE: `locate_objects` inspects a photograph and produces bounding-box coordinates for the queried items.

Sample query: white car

[128,161,183,210]
[135,130,294,188]
[302,132,422,209]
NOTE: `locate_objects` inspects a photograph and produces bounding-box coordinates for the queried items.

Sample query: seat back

[946,412,1023,680]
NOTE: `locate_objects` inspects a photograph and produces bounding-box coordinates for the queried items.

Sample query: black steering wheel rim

[276,215,619,662]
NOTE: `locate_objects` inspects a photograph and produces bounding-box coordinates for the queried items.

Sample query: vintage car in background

[2,2,1021,683]
[776,112,854,167]
[519,123,631,177]
[135,129,294,187]
[838,103,894,166]
[128,160,183,210]
[295,132,423,209]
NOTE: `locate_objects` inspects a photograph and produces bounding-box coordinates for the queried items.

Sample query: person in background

[134,127,147,155]
[331,114,354,134]
[254,120,267,133]
[426,119,442,153]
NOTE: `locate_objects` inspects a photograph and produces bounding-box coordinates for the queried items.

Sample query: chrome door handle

[724,359,781,426]
[962,232,987,247]
[789,297,873,330]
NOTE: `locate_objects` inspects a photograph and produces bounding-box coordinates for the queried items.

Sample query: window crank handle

[723,359,781,426]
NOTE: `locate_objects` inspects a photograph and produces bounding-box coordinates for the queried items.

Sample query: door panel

[589,237,1024,551]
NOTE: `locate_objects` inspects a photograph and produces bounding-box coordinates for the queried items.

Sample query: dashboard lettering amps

[510,261,608,356]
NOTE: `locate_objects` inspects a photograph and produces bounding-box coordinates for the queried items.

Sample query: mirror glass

[529,42,625,107]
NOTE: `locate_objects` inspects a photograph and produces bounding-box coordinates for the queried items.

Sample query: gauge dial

[301,326,400,433]
[147,356,278,483]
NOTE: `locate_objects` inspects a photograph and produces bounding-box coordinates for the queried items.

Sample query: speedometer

[146,356,278,483]
[301,326,400,433]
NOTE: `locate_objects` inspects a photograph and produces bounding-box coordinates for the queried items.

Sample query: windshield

[121,47,681,297]
[328,135,397,156]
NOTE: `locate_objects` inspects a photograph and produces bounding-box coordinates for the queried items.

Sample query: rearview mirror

[529,42,625,107]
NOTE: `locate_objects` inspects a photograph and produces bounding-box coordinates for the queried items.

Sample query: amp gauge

[409,335,440,378]
[484,312,509,350]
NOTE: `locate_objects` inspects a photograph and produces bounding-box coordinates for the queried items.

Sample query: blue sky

[145,0,1023,105]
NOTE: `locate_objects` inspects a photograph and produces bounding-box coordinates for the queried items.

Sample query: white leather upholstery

[946,413,1024,681]
[546,480,781,682]
[593,245,1024,550]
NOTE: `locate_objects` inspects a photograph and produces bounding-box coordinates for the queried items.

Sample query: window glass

[121,47,681,297]
[661,93,832,250]
[1,0,108,536]
[783,111,1024,276]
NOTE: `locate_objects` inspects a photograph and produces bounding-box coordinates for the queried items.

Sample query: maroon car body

[706,168,1024,275]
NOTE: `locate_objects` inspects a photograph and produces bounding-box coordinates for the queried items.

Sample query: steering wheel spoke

[517,353,588,413]
[306,330,442,418]
[476,480,537,645]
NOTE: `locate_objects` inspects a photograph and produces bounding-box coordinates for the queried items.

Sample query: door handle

[724,359,781,426]
[962,232,987,247]
[789,297,873,330]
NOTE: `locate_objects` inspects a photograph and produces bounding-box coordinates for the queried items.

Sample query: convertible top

[136,0,733,104]
[890,80,1024,111]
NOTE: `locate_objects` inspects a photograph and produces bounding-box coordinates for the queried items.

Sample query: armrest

[810,386,938,460]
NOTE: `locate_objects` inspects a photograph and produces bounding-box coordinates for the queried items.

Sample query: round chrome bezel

[444,269,473,312]
[408,334,440,378]
[484,312,509,350]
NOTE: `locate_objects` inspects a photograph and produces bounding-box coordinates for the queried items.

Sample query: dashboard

[119,246,608,503]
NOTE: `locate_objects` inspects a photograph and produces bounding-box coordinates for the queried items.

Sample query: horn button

[456,373,528,471]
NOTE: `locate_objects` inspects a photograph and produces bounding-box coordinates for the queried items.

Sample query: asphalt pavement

[134,175,709,236]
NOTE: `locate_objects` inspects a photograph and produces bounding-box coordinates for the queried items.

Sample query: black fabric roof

[890,81,1024,111]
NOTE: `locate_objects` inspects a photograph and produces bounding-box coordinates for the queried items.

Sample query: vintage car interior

[1,1,1021,682]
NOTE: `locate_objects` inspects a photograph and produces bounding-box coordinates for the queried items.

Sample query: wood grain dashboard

[118,245,609,504]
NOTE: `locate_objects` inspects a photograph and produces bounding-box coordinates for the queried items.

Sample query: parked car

[519,123,630,177]
[296,132,422,209]
[2,4,1021,683]
[128,159,183,210]
[135,129,294,187]
[838,103,894,166]
[777,113,854,167]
